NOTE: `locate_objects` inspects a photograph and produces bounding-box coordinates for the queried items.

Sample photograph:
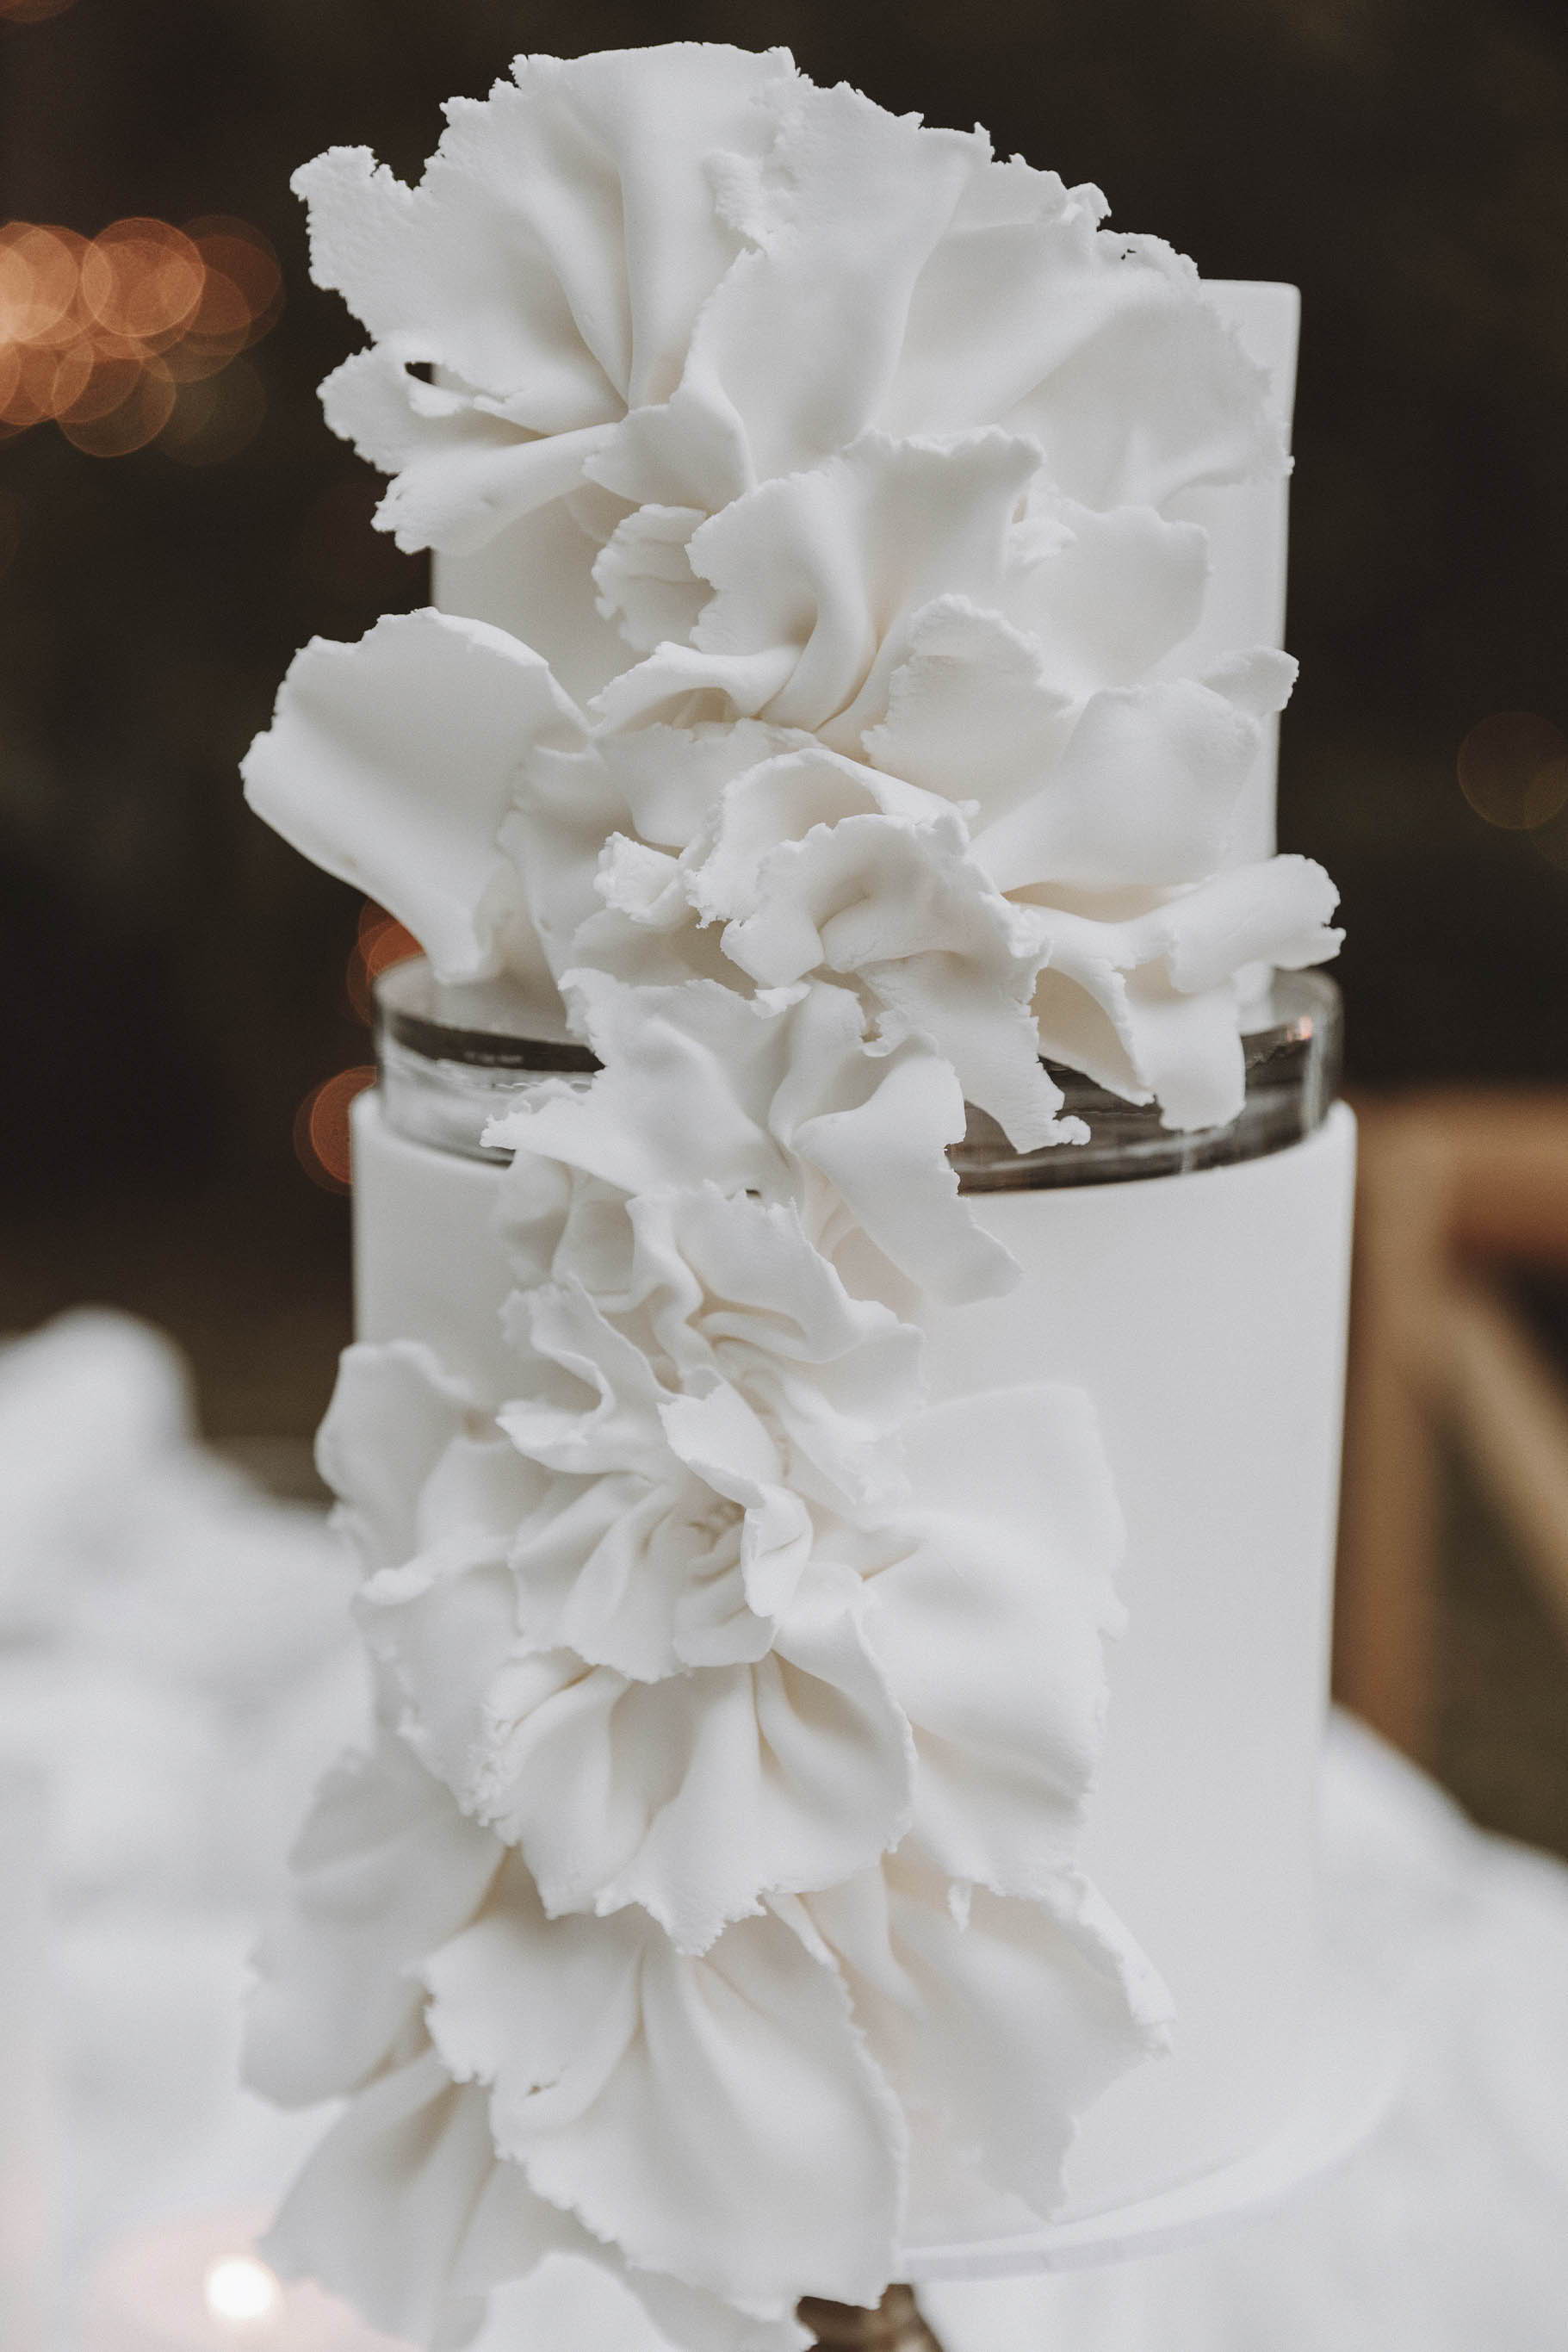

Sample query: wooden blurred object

[1446,1278,1568,1653]
[1339,1092,1568,1759]
[799,2288,942,2349]
[1337,1107,1451,1757]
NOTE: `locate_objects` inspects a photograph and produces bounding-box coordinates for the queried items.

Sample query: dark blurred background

[3,1,1566,1827]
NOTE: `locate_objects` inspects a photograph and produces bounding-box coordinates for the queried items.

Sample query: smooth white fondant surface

[351,1083,1354,2229]
[920,1106,1354,2222]
[351,1094,517,1406]
[1167,281,1299,874]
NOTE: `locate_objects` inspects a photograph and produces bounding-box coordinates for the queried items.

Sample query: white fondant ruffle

[245,1722,500,2110]
[299,48,1278,566]
[490,973,1016,1304]
[264,2044,811,2352]
[295,46,798,553]
[424,1853,906,2311]
[239,610,586,1009]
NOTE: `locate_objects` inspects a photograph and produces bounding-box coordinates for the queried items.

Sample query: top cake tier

[251,54,1334,1129]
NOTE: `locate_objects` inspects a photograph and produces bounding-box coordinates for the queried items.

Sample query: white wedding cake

[241,46,1356,2348]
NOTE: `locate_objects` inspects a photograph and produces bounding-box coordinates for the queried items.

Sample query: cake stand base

[799,2285,943,2349]
[902,1953,1401,2286]
[799,1958,1398,2345]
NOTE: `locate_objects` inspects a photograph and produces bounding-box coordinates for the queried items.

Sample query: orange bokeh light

[1458,711,1568,834]
[0,225,82,343]
[0,346,50,430]
[294,1067,375,1194]
[82,219,205,344]
[0,211,280,456]
[348,906,420,1023]
[193,228,282,311]
[60,364,177,458]
[57,349,141,423]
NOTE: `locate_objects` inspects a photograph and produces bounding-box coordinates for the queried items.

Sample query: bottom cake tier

[350,1091,1355,2242]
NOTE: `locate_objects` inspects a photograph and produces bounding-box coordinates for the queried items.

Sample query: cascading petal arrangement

[294,46,1278,563]
[243,41,1338,2349]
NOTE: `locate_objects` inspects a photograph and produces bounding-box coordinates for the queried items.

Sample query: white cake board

[901,1957,1404,2282]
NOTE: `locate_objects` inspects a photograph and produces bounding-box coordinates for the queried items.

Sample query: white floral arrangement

[242,43,1339,2350]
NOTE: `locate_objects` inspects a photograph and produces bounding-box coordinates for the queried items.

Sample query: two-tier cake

[242,46,1360,2349]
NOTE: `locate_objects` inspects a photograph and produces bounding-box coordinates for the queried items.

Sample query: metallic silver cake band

[372,957,1342,1188]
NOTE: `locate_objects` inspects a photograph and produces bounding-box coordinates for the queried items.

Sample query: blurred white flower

[0,1312,364,1913]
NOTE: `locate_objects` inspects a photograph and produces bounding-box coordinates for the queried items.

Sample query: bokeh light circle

[84,219,205,344]
[294,1067,375,1193]
[347,905,420,1022]
[0,209,280,456]
[0,225,82,343]
[1457,711,1568,832]
[202,2253,282,2325]
[59,362,177,456]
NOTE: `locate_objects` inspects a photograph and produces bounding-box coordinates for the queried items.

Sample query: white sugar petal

[263,2050,547,2349]
[598,433,1042,749]
[492,975,1014,1305]
[473,1606,910,1955]
[864,598,1072,822]
[265,2045,807,2352]
[807,1859,1168,2223]
[976,678,1259,894]
[294,49,801,554]
[317,1340,476,1572]
[635,84,987,491]
[689,755,1072,1151]
[984,239,1283,506]
[594,503,710,652]
[242,610,580,996]
[1161,852,1341,992]
[1008,500,1211,695]
[425,1866,904,2310]
[320,347,616,555]
[1027,854,1341,1128]
[245,1731,500,2109]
